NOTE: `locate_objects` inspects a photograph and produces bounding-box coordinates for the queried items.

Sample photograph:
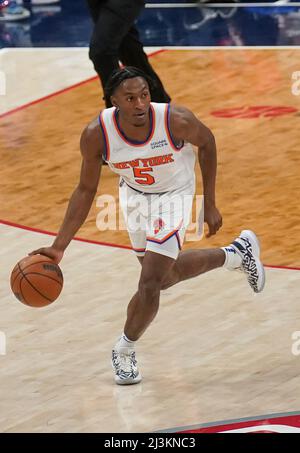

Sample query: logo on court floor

[211,106,298,119]
[0,330,6,355]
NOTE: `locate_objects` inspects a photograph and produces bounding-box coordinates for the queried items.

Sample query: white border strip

[0,47,160,53]
[150,45,300,49]
[146,2,300,7]
[0,47,89,52]
[2,46,300,52]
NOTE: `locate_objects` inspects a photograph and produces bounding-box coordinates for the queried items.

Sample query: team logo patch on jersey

[151,139,168,150]
[153,218,165,234]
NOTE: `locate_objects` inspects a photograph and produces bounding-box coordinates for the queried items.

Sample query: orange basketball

[10,255,63,308]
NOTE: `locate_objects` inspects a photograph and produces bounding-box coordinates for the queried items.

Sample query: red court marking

[0,219,131,251]
[264,263,300,271]
[0,49,167,120]
[1,219,299,271]
[211,106,298,119]
[178,414,300,433]
[0,76,98,120]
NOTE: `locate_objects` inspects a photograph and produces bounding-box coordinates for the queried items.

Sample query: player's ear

[111,96,118,108]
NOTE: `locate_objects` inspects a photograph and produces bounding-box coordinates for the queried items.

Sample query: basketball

[10,255,63,308]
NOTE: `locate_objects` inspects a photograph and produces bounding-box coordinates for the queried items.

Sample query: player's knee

[138,275,162,301]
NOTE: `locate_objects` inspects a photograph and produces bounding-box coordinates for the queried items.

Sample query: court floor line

[1,219,298,272]
[0,49,166,120]
[0,75,98,121]
[0,219,131,252]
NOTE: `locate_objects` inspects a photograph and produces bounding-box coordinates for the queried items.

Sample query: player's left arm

[169,104,222,237]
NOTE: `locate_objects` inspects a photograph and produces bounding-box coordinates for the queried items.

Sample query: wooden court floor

[1,49,300,265]
[0,49,300,432]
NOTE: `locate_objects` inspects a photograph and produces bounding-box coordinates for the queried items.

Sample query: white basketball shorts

[119,179,195,260]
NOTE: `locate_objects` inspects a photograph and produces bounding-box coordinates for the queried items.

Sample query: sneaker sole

[233,229,265,293]
[114,372,142,386]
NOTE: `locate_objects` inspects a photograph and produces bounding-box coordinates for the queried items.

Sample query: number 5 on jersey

[133,167,155,185]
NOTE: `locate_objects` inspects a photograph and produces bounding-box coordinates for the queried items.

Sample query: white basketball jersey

[99,102,195,193]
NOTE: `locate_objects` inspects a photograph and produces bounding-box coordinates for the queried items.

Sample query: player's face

[112,77,151,127]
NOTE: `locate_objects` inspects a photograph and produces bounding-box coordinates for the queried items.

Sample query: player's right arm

[29,118,104,263]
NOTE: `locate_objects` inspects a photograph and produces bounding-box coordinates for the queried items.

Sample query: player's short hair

[103,66,154,104]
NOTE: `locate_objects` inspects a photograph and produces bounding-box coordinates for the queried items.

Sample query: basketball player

[86,0,170,107]
[30,67,265,385]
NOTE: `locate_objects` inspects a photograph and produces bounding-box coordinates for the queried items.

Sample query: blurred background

[1,0,300,48]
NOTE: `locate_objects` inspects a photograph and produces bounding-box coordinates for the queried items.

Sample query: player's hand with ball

[10,245,65,308]
[29,246,64,264]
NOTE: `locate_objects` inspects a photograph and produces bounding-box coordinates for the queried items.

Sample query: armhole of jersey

[164,103,184,151]
[98,112,110,161]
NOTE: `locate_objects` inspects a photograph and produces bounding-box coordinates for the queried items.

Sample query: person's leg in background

[86,0,101,24]
[87,0,146,107]
[119,26,171,103]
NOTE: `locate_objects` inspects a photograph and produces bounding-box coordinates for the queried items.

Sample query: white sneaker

[231,230,265,293]
[112,348,142,385]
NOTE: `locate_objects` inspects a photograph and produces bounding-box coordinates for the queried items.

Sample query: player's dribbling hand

[204,204,223,238]
[29,247,64,264]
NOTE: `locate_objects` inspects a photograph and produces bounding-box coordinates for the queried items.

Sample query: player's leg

[137,248,226,288]
[119,27,171,103]
[125,251,175,340]
[126,244,227,342]
[113,184,179,384]
[112,233,264,385]
[112,250,175,385]
[161,247,227,289]
[137,231,265,294]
